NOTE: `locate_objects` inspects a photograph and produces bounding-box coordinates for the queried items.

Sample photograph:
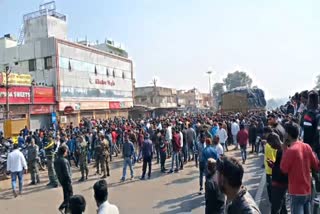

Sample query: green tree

[212,82,225,106]
[223,71,253,91]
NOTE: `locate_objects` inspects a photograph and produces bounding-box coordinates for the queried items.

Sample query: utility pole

[5,66,11,119]
[206,69,213,107]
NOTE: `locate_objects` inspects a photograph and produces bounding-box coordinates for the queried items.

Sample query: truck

[221,87,266,113]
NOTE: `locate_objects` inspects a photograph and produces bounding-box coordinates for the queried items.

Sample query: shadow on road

[154,193,204,214]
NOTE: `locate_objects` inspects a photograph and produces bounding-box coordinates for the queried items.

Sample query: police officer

[27,138,40,185]
[77,135,89,182]
[95,134,107,179]
[104,135,111,177]
[44,135,58,188]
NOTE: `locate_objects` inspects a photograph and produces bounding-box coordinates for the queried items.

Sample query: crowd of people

[4,89,320,213]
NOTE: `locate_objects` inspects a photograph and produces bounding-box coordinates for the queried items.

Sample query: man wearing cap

[77,136,89,182]
[44,135,58,188]
[27,138,40,185]
[140,133,153,180]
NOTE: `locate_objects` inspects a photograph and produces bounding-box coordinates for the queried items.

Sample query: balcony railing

[23,9,66,22]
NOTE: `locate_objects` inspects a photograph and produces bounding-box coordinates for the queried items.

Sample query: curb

[254,173,266,206]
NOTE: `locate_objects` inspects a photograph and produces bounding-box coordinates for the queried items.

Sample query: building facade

[0,2,134,130]
[134,86,177,109]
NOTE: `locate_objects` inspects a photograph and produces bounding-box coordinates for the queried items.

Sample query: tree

[315,75,320,90]
[212,82,225,106]
[223,71,253,91]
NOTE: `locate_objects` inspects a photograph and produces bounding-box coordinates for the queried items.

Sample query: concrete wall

[0,37,57,86]
[24,15,67,43]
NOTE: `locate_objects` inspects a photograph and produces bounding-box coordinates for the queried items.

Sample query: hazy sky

[1,0,319,99]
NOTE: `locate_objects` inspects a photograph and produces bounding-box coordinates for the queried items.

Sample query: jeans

[199,162,205,189]
[11,171,24,193]
[183,144,188,162]
[160,152,166,171]
[290,195,311,214]
[271,185,287,214]
[142,156,152,178]
[171,151,179,171]
[59,182,73,212]
[122,157,134,179]
[240,145,247,161]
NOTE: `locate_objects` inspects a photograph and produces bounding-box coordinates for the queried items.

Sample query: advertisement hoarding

[0,86,31,104]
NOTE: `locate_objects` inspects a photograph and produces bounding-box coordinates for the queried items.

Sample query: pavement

[0,147,265,214]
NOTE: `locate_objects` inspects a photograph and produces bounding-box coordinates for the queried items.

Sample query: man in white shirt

[213,136,224,157]
[217,123,228,152]
[94,180,119,214]
[7,143,28,197]
[231,119,240,149]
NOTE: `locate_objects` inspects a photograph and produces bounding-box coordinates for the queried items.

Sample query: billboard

[0,72,32,86]
[0,86,31,104]
[33,87,55,104]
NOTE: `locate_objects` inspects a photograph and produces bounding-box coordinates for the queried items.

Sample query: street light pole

[206,70,212,107]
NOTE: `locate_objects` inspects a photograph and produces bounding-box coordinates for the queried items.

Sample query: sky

[0,0,319,99]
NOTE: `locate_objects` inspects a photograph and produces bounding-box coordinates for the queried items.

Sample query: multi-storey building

[0,2,134,130]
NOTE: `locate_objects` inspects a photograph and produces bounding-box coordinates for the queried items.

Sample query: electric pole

[5,66,11,119]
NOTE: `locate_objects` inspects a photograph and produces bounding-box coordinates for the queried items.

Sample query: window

[106,68,109,77]
[28,59,36,72]
[122,71,125,79]
[94,66,97,75]
[112,69,115,78]
[68,60,72,71]
[44,56,53,69]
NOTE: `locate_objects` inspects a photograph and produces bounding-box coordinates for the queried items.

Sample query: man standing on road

[121,133,135,182]
[231,119,240,149]
[7,142,28,197]
[94,180,119,214]
[201,138,218,177]
[140,133,153,180]
[95,134,107,178]
[216,156,261,214]
[44,135,58,188]
[77,136,89,182]
[280,122,319,214]
[54,144,73,214]
[27,138,40,185]
[196,134,206,195]
[237,124,249,164]
[168,128,181,173]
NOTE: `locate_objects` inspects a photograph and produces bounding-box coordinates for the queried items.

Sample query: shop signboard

[0,72,32,86]
[0,86,31,104]
[30,105,53,114]
[33,87,55,104]
[109,101,120,109]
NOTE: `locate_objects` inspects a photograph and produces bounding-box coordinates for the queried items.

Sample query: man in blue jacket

[201,138,218,177]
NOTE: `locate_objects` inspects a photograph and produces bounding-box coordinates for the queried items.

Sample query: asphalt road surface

[0,147,264,214]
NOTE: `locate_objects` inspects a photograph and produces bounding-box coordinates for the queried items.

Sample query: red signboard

[30,105,52,114]
[64,106,74,114]
[33,87,55,104]
[0,86,31,104]
[109,101,120,109]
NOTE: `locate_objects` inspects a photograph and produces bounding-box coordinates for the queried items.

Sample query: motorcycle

[38,149,47,171]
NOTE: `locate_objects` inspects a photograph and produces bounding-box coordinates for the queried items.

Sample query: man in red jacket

[168,128,181,173]
[281,122,319,214]
[237,124,249,164]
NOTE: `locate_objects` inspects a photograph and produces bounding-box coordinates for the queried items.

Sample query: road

[0,147,264,214]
